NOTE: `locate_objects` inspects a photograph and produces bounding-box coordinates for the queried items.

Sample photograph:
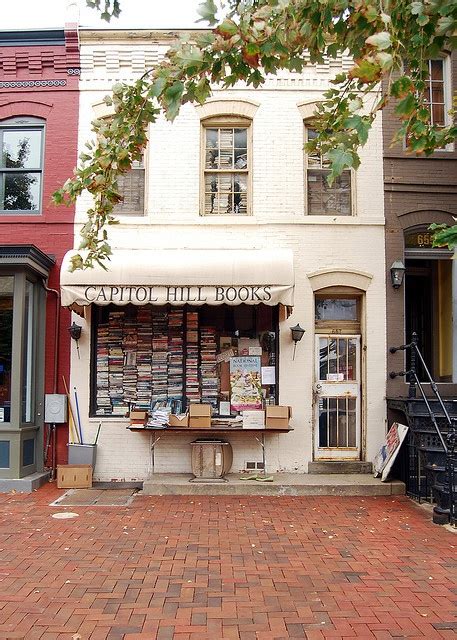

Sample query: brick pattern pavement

[0,485,455,639]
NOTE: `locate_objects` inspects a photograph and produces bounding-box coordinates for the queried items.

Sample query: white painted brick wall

[71,32,387,481]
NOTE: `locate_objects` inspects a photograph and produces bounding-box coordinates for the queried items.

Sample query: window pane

[319,337,328,380]
[315,299,358,321]
[432,102,445,127]
[219,148,234,168]
[3,172,41,211]
[112,163,145,215]
[430,59,443,81]
[234,128,247,148]
[308,169,351,215]
[22,280,34,423]
[0,277,13,423]
[203,125,249,215]
[2,130,42,169]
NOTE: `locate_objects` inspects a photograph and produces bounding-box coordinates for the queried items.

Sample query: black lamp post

[290,323,305,360]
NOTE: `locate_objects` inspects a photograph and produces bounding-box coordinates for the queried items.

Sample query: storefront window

[91,304,278,417]
[22,280,35,423]
[0,276,13,423]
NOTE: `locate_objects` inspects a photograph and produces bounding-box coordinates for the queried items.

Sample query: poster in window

[230,356,263,411]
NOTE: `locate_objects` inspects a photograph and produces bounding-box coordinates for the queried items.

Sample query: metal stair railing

[389,331,456,525]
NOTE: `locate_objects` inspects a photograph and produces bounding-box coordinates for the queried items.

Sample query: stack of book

[151,310,168,405]
[95,323,111,415]
[108,311,128,416]
[185,311,200,404]
[168,308,184,402]
[136,308,153,410]
[122,315,138,405]
[200,326,219,408]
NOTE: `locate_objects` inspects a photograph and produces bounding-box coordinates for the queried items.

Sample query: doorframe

[311,286,368,462]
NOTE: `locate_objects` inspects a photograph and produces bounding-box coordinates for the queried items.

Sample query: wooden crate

[57,464,93,489]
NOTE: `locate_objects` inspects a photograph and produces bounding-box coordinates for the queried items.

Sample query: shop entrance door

[314,335,361,460]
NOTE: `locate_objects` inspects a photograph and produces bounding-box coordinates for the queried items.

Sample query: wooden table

[128,426,293,475]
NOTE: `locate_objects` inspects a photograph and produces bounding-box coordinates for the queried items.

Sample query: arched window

[0,116,45,213]
[305,125,352,216]
[201,115,251,215]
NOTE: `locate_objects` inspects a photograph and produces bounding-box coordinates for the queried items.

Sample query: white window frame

[111,152,146,217]
[200,116,252,216]
[0,117,45,215]
[304,124,355,217]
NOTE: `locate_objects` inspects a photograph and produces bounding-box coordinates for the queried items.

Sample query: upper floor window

[202,117,250,215]
[424,59,447,127]
[306,127,352,216]
[0,117,44,213]
[112,155,145,216]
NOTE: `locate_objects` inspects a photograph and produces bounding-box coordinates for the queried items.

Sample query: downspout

[42,279,61,479]
[43,279,60,394]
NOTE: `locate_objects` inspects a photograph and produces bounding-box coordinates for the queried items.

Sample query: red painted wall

[0,27,80,465]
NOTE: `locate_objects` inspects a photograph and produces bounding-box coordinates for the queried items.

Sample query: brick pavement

[0,484,455,639]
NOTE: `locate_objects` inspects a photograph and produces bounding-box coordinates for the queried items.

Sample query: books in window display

[200,327,218,407]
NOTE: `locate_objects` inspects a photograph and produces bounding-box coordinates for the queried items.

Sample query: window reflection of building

[0,276,13,422]
[0,118,44,213]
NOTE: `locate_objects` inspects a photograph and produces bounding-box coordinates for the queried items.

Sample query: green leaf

[365,32,391,50]
[410,2,424,16]
[395,93,417,117]
[215,19,238,38]
[196,0,218,26]
[326,147,354,181]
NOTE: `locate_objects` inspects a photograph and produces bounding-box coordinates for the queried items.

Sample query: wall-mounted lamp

[390,260,406,289]
[290,323,305,360]
[68,322,82,358]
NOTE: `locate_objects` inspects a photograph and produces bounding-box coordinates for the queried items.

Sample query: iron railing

[390,331,456,525]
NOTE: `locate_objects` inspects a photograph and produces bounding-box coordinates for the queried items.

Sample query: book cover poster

[373,422,409,481]
[230,356,263,411]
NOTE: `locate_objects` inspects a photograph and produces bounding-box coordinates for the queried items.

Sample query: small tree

[54,0,456,270]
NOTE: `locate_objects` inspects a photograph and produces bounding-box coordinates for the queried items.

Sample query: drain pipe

[42,279,61,479]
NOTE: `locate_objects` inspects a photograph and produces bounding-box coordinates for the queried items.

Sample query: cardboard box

[129,411,147,425]
[168,413,189,427]
[265,406,292,429]
[243,410,265,429]
[57,464,93,489]
[189,404,212,429]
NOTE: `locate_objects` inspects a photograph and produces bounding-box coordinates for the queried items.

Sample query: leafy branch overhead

[54,0,457,271]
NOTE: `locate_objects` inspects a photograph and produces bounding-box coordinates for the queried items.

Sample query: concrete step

[142,473,404,497]
[308,461,373,474]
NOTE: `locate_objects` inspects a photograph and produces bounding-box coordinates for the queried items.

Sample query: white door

[314,335,361,460]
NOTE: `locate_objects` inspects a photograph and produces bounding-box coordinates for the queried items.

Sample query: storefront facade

[0,26,79,486]
[66,29,387,481]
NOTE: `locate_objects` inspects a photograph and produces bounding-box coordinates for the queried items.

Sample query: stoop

[142,472,404,496]
[308,461,373,474]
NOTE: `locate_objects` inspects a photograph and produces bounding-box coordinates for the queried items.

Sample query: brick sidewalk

[0,485,455,639]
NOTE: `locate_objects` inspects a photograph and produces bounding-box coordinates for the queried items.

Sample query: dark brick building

[385,52,457,397]
[0,27,79,487]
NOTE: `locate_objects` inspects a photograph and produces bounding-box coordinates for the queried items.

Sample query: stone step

[142,473,404,497]
[308,461,373,474]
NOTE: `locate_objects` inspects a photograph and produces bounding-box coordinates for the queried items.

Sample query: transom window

[0,117,44,213]
[306,128,352,216]
[202,118,250,215]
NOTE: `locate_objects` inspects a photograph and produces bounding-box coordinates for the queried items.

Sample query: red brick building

[0,26,79,488]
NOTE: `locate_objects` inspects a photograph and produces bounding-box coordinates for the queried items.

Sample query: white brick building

[63,29,386,481]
